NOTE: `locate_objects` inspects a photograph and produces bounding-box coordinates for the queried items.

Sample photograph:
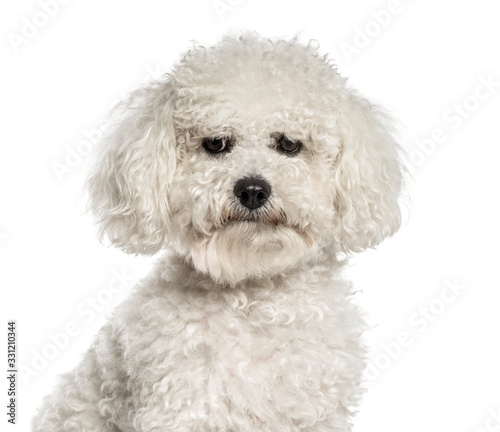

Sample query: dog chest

[114,279,363,430]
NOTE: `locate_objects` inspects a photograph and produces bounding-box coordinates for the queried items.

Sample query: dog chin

[187,222,315,286]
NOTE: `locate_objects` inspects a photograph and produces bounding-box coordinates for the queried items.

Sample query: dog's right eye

[202,137,231,155]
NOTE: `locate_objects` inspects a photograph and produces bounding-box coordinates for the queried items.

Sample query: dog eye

[202,137,232,155]
[274,134,303,156]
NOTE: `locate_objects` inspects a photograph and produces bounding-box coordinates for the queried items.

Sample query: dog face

[87,35,403,285]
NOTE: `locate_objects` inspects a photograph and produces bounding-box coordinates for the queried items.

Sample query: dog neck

[156,246,345,294]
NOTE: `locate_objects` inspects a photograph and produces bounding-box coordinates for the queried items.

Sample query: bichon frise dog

[34,33,403,432]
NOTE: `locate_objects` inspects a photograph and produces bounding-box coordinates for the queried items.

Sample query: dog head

[87,34,403,285]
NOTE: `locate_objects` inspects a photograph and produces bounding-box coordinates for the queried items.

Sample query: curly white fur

[33,33,403,432]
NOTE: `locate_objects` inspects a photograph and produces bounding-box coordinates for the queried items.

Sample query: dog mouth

[209,202,316,248]
[214,203,288,229]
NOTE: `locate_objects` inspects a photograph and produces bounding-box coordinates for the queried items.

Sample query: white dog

[34,33,403,432]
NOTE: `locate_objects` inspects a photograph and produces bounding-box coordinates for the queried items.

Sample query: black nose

[234,177,271,210]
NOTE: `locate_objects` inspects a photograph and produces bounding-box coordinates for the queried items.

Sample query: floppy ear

[333,91,404,253]
[86,80,177,255]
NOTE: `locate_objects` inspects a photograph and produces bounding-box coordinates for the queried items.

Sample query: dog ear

[333,91,403,253]
[86,80,177,255]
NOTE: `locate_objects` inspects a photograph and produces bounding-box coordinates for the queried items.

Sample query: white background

[1,1,500,431]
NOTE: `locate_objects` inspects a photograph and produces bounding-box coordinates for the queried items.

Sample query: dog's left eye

[274,134,303,156]
[202,137,232,155]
